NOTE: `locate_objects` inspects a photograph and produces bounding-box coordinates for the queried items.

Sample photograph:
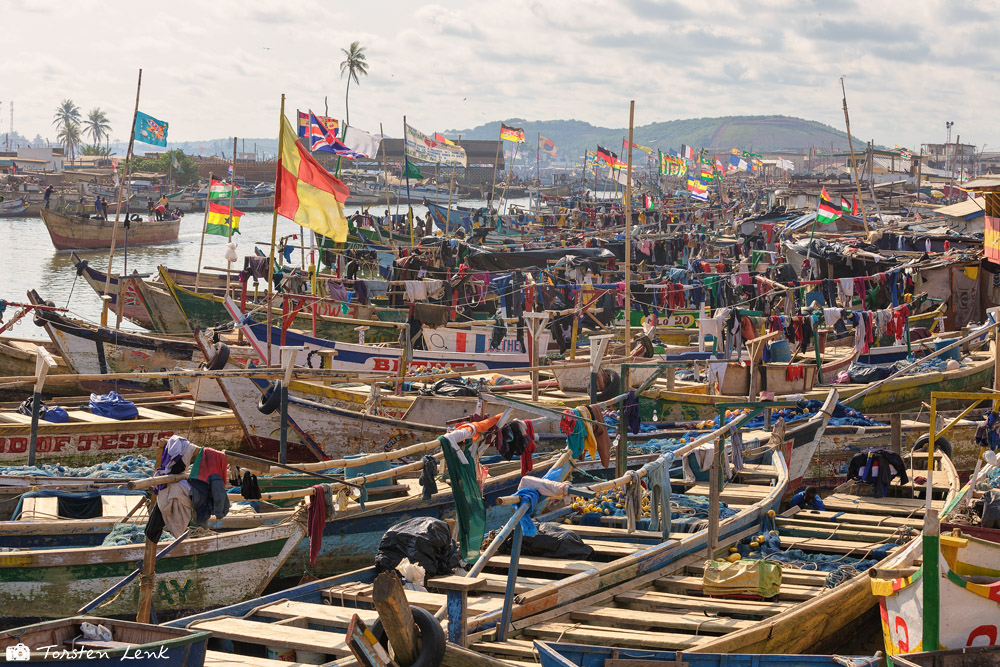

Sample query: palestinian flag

[841,196,851,214]
[500,123,525,143]
[208,178,238,199]
[817,187,840,224]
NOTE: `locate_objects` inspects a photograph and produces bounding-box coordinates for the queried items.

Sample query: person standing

[101,197,109,221]
[43,184,54,210]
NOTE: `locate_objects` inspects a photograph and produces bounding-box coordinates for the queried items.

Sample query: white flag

[342,125,382,159]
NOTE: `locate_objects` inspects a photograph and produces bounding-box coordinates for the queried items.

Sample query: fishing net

[0,455,155,479]
[101,523,173,546]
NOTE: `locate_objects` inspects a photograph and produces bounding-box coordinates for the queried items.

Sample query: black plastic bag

[499,521,595,559]
[375,517,460,577]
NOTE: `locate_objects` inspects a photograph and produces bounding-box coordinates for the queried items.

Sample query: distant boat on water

[39,209,181,250]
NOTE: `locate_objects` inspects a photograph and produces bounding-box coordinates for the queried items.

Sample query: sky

[3,0,998,151]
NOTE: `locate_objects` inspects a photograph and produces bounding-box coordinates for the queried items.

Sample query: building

[921,143,977,172]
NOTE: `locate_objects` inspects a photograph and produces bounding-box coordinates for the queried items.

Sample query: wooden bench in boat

[613,590,794,617]
[205,650,332,667]
[652,575,823,602]
[484,554,596,574]
[189,617,351,658]
[321,583,502,615]
[253,599,378,629]
[568,604,756,633]
[521,621,711,651]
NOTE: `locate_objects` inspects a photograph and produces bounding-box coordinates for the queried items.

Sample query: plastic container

[933,338,960,362]
[768,339,792,363]
[345,453,392,488]
[266,646,296,661]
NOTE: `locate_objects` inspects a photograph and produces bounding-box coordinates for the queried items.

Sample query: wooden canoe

[162,448,788,662]
[0,336,78,397]
[0,521,304,621]
[0,393,243,466]
[41,209,180,251]
[535,641,882,666]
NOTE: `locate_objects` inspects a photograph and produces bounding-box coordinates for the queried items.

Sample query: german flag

[500,123,525,143]
[596,145,619,168]
[817,187,840,224]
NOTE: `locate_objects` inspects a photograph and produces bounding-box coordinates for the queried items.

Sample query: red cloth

[559,411,577,436]
[307,485,326,566]
[192,447,227,482]
[786,365,804,382]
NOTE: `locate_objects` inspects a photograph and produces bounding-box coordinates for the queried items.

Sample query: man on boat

[789,486,825,511]
[43,184,54,209]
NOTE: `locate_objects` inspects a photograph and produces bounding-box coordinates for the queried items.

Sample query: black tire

[370,604,446,667]
[206,344,230,370]
[913,433,952,458]
[632,334,655,358]
[595,369,621,402]
[74,258,89,276]
[257,381,282,415]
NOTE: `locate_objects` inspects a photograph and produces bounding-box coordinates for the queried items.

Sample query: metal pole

[227,137,238,294]
[279,383,289,465]
[194,172,213,293]
[497,522,523,642]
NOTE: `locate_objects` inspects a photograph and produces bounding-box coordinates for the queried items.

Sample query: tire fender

[370,605,446,667]
[257,381,282,415]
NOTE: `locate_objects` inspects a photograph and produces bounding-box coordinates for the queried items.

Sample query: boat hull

[41,210,180,251]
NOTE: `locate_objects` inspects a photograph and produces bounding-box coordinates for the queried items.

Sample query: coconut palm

[339,41,368,128]
[85,108,112,150]
[57,122,82,159]
[52,99,81,129]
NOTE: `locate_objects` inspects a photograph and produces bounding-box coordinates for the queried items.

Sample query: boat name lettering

[157,578,194,604]
[0,555,31,567]
[0,431,173,455]
[368,358,478,373]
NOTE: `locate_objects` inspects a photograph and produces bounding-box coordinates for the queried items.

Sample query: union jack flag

[300,110,366,159]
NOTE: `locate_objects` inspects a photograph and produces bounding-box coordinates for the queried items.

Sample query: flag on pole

[688,178,708,201]
[171,154,183,173]
[500,123,526,143]
[297,111,338,139]
[305,111,365,158]
[852,195,859,215]
[208,178,238,199]
[680,144,694,160]
[205,203,243,237]
[403,159,423,180]
[433,132,456,146]
[134,111,168,146]
[538,135,556,156]
[276,115,351,242]
[342,125,382,158]
[596,146,620,168]
[405,124,467,166]
[817,187,840,224]
[841,196,851,214]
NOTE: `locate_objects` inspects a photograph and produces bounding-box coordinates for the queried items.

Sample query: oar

[77,529,190,614]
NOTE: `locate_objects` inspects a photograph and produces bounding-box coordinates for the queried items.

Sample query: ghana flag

[500,123,525,143]
[818,187,840,224]
[205,203,243,237]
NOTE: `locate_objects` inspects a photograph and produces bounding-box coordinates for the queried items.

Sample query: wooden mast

[624,101,634,348]
[378,123,392,245]
[193,171,213,293]
[103,69,142,297]
[226,137,238,293]
[266,94,286,366]
[840,77,869,233]
[445,135,461,238]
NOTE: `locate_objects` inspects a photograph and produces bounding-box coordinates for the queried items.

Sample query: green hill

[445,115,865,161]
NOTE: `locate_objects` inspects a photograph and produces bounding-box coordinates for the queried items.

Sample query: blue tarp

[89,392,138,420]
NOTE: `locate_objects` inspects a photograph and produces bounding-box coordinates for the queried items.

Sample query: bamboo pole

[104,69,142,297]
[227,138,238,294]
[840,77,869,233]
[445,135,461,238]
[378,123,392,242]
[135,538,158,623]
[624,101,635,347]
[266,94,286,366]
[194,172,214,293]
[489,125,502,212]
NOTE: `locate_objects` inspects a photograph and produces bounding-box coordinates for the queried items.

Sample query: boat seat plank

[684,564,833,587]
[577,538,646,556]
[776,534,897,556]
[652,575,822,602]
[173,399,227,415]
[65,410,119,423]
[789,509,923,529]
[254,600,378,628]
[189,618,350,657]
[133,406,181,420]
[565,523,666,541]
[321,585,501,614]
[614,590,792,617]
[569,605,755,633]
[776,516,902,536]
[471,639,538,660]
[485,554,596,574]
[523,622,708,650]
[205,650,318,667]
[0,413,32,424]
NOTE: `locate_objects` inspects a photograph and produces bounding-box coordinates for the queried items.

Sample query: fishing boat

[0,392,242,466]
[0,520,305,621]
[163,434,789,663]
[0,195,29,217]
[40,209,180,251]
[0,617,210,665]
[871,450,1000,657]
[535,641,882,667]
[0,336,78,396]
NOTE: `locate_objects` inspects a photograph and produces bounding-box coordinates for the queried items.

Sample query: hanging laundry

[307,485,326,565]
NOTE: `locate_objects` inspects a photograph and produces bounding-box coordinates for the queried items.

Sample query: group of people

[147,194,171,220]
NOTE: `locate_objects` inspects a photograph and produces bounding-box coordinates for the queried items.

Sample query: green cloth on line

[438,435,486,563]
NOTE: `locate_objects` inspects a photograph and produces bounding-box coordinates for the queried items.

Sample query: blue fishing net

[575,492,736,534]
[0,455,155,479]
[101,523,173,546]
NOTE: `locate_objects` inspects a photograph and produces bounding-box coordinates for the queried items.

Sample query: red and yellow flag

[276,116,351,242]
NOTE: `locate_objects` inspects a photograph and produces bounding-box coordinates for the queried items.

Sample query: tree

[52,99,81,129]
[339,41,368,129]
[57,122,82,159]
[126,149,200,186]
[85,108,112,150]
[81,144,112,156]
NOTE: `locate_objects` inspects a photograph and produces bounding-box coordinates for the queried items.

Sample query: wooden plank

[565,524,666,541]
[133,406,182,420]
[613,590,792,617]
[373,570,420,666]
[684,564,832,587]
[777,534,896,556]
[776,516,902,537]
[189,618,351,657]
[471,638,537,660]
[569,604,754,633]
[255,600,378,628]
[485,554,595,574]
[652,576,821,602]
[321,586,501,615]
[523,622,708,650]
[65,410,117,423]
[205,649,316,667]
[791,509,923,529]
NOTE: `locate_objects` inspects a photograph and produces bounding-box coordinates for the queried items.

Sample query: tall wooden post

[840,77,869,233]
[227,137,238,293]
[624,102,635,347]
[104,69,142,297]
[194,172,213,293]
[266,94,286,366]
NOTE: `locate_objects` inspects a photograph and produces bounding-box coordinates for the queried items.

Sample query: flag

[817,187,840,224]
[680,144,694,160]
[342,125,382,158]
[227,164,233,177]
[433,132,456,146]
[658,150,668,175]
[171,155,182,173]
[405,124,467,166]
[205,203,243,237]
[687,178,708,201]
[305,111,365,158]
[632,142,654,155]
[208,178,239,199]
[596,146,620,168]
[841,196,851,214]
[538,135,557,156]
[297,111,338,139]
[403,159,423,180]
[276,115,351,242]
[643,193,654,210]
[852,195,858,216]
[500,123,525,143]
[134,111,168,146]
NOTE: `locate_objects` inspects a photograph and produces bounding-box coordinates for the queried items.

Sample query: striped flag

[818,188,840,224]
[208,179,238,199]
[841,196,851,213]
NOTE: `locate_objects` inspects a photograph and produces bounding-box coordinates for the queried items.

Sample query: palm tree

[85,108,112,150]
[52,99,81,129]
[339,41,368,128]
[57,121,82,159]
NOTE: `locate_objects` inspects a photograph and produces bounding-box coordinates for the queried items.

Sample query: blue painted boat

[535,641,882,667]
[0,617,209,666]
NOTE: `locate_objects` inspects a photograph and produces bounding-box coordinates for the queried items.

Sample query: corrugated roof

[934,197,985,219]
[963,177,1000,189]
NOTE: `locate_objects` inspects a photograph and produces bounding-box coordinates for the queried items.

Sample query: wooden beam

[372,572,420,667]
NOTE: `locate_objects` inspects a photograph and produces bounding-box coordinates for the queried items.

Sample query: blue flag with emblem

[134,111,169,146]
